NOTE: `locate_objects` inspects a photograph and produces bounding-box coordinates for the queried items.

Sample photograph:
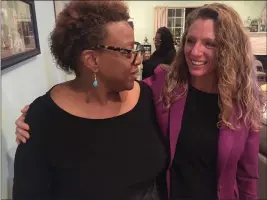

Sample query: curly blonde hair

[162,3,265,131]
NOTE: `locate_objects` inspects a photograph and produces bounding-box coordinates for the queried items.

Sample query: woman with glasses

[142,27,176,79]
[12,1,166,200]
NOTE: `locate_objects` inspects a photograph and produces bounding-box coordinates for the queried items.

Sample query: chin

[120,80,134,91]
[126,81,135,90]
[188,65,211,77]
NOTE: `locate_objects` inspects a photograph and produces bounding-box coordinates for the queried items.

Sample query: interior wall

[1,1,62,198]
[127,1,266,52]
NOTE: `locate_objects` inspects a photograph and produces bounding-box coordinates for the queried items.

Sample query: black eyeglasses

[95,42,144,64]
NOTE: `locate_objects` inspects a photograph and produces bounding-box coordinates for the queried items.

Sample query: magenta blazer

[143,66,260,200]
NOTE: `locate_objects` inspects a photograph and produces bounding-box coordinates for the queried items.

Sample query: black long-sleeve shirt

[13,81,167,200]
[170,84,220,200]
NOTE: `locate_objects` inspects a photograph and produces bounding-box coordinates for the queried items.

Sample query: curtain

[260,6,266,26]
[154,7,168,33]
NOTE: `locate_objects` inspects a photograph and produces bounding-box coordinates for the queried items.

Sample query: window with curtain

[167,8,197,48]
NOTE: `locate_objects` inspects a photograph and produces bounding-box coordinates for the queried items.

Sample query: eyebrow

[187,35,215,41]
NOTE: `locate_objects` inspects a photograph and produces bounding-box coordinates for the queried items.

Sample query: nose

[190,42,203,57]
[133,52,142,66]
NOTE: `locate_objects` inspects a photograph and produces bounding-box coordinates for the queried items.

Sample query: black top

[13,81,167,200]
[142,49,176,80]
[170,85,220,200]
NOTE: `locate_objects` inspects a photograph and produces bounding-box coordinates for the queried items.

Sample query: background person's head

[154,27,175,52]
[163,3,265,131]
[50,1,142,92]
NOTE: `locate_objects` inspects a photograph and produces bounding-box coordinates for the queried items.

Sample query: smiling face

[184,18,217,78]
[154,33,161,50]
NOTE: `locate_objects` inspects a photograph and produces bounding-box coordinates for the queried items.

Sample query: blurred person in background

[142,27,176,79]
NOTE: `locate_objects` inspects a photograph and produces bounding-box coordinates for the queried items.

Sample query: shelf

[249,32,267,55]
[248,32,267,36]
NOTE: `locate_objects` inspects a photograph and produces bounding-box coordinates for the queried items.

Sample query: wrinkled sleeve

[236,129,260,200]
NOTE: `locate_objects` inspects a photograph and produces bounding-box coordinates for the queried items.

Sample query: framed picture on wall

[1,0,40,70]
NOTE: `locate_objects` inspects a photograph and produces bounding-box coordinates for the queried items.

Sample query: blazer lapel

[169,92,187,167]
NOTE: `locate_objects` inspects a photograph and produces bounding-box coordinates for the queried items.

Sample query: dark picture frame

[1,0,40,70]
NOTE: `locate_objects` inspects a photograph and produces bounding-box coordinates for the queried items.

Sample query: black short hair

[49,1,130,74]
[156,27,175,55]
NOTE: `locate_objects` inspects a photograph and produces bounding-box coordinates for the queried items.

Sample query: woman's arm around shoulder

[13,95,52,200]
[236,128,260,200]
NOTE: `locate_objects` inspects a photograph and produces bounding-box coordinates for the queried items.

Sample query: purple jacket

[143,66,260,200]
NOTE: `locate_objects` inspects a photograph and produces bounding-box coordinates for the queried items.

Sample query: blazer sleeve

[13,97,51,200]
[236,128,260,200]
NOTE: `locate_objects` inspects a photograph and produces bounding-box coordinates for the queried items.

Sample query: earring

[92,73,98,88]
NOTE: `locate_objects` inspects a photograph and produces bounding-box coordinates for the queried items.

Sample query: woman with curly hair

[15,2,265,200]
[145,3,265,200]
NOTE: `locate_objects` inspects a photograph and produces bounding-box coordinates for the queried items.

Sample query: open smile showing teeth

[191,60,207,66]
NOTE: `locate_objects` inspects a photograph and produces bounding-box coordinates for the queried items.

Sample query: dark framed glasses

[96,42,144,64]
